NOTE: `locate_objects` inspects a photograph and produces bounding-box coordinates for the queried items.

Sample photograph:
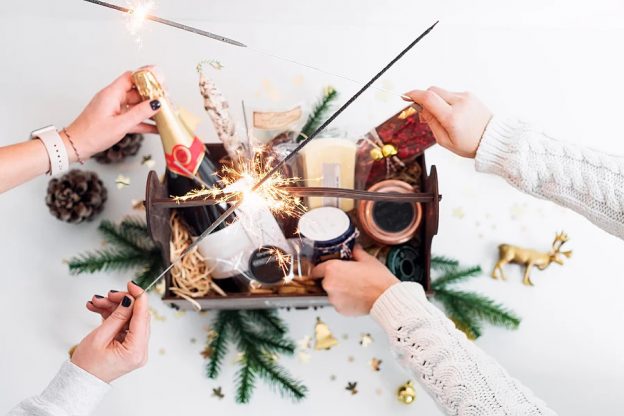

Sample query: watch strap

[31,125,69,176]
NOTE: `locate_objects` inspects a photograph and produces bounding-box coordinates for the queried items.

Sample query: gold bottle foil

[131,69,204,176]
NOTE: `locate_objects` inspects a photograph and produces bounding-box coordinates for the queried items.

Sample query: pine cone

[93,133,144,164]
[46,170,108,223]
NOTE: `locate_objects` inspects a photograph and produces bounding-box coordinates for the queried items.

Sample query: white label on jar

[321,163,340,208]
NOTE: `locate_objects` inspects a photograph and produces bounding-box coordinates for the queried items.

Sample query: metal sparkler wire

[141,21,439,293]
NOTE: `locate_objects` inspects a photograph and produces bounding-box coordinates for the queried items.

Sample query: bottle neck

[154,98,205,177]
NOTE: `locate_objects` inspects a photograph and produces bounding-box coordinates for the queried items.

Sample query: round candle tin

[386,244,424,284]
[248,245,290,286]
[298,207,358,265]
[357,179,422,245]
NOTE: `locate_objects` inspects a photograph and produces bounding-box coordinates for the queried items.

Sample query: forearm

[8,361,110,416]
[371,283,556,415]
[475,116,624,239]
[0,131,78,193]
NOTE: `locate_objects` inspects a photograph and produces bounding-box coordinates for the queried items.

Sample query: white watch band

[32,125,69,176]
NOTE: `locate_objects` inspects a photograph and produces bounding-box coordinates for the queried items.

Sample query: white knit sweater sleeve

[475,116,624,240]
[371,283,556,415]
[7,361,110,416]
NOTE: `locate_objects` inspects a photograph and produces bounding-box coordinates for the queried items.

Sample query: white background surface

[1,1,624,414]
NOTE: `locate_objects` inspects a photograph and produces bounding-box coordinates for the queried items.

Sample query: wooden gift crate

[145,144,440,310]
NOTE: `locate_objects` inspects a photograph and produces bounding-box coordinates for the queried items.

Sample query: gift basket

[139,69,440,310]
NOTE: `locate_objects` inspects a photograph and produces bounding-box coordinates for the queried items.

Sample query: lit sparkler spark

[175,151,306,219]
[262,246,293,277]
[125,0,154,46]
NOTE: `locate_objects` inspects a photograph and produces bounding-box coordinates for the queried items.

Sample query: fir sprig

[431,257,521,339]
[204,310,307,404]
[298,86,338,142]
[67,217,164,290]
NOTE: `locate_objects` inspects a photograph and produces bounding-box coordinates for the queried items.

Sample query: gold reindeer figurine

[492,232,572,286]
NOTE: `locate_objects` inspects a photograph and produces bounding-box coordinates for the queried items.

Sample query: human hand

[402,87,493,158]
[310,246,399,316]
[63,70,161,161]
[72,281,150,383]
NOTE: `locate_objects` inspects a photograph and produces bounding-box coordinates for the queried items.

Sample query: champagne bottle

[132,69,248,291]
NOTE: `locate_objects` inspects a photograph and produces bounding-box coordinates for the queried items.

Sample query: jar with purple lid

[298,207,359,265]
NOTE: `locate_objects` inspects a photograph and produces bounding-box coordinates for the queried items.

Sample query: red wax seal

[165,136,205,176]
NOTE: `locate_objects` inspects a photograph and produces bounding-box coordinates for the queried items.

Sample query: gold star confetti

[346,382,358,395]
[174,310,186,319]
[115,174,131,189]
[297,335,311,350]
[158,348,166,355]
[141,154,155,168]
[149,307,166,322]
[131,199,145,210]
[347,356,355,363]
[369,357,382,372]
[360,333,373,347]
[452,207,465,219]
[212,387,225,399]
[297,351,311,364]
[200,346,213,359]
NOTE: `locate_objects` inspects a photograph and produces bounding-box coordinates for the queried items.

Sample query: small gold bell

[370,147,384,161]
[314,317,338,350]
[397,380,416,404]
[381,144,398,158]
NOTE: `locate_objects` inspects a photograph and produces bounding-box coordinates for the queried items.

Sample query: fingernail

[109,290,118,293]
[131,280,140,287]
[401,94,413,101]
[122,296,132,307]
[88,301,94,305]
[150,99,161,110]
[94,295,104,299]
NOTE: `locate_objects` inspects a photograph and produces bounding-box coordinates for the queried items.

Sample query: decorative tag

[164,136,205,177]
[253,106,302,130]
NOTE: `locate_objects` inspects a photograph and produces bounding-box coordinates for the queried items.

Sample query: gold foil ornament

[397,380,416,404]
[492,232,572,286]
[314,317,338,350]
[369,143,398,161]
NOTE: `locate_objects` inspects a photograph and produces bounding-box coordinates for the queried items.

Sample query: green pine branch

[243,309,288,335]
[67,249,150,274]
[298,86,338,142]
[431,265,482,290]
[98,219,156,253]
[235,354,257,404]
[253,351,308,401]
[206,311,233,379]
[431,256,460,272]
[133,257,165,290]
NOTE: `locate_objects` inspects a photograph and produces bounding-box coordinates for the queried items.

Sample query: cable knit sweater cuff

[370,282,433,333]
[475,115,524,176]
[40,361,110,415]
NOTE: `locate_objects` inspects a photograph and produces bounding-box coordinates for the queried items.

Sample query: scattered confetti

[297,351,311,364]
[200,346,213,359]
[141,154,155,168]
[174,310,187,319]
[115,174,131,189]
[330,375,336,381]
[342,333,349,340]
[212,387,225,399]
[190,338,197,344]
[158,348,166,355]
[360,333,373,347]
[397,380,416,404]
[369,357,382,372]
[149,307,166,322]
[347,356,355,363]
[452,207,465,219]
[297,335,311,350]
[346,382,358,395]
[200,59,224,71]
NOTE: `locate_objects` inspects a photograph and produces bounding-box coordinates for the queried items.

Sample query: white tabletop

[1,1,623,414]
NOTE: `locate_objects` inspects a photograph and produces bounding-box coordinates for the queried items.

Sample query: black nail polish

[94,295,104,299]
[150,99,161,110]
[109,290,118,293]
[88,301,94,305]
[122,296,132,307]
[131,280,140,287]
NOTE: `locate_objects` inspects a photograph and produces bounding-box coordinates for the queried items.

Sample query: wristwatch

[31,125,69,176]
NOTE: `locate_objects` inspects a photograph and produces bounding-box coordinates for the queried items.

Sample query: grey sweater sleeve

[7,361,110,416]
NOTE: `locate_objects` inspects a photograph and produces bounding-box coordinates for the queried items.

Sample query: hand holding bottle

[402,87,493,158]
[64,71,162,161]
[71,281,150,383]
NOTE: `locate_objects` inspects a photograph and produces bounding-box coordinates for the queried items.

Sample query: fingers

[427,86,461,104]
[420,109,452,148]
[310,259,342,279]
[124,282,150,350]
[124,89,143,106]
[402,89,452,123]
[119,99,161,134]
[93,295,135,345]
[108,71,135,94]
[129,122,158,135]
